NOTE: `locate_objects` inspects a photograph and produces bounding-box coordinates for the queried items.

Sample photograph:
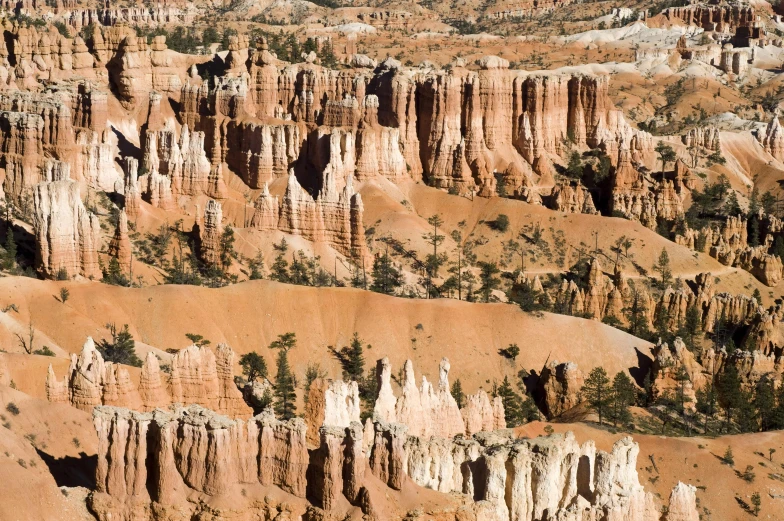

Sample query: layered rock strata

[90,404,699,521]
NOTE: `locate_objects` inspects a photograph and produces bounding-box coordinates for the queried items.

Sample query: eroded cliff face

[373,357,500,438]
[32,177,101,279]
[676,212,784,287]
[90,404,698,521]
[0,22,672,273]
[46,337,252,418]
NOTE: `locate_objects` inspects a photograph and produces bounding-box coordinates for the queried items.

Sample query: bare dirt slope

[0,385,97,521]
[0,277,652,396]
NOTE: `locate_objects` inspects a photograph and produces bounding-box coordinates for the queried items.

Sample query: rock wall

[536,360,585,418]
[373,357,498,438]
[32,178,101,279]
[90,404,698,521]
[251,171,369,261]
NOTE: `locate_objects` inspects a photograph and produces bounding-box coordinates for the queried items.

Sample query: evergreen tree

[610,372,635,427]
[654,142,676,173]
[423,214,446,280]
[269,333,297,419]
[520,395,541,423]
[624,290,651,339]
[717,365,743,432]
[359,365,378,420]
[754,380,775,432]
[582,367,611,425]
[370,252,403,295]
[338,332,366,382]
[565,151,583,179]
[303,362,327,405]
[219,226,237,271]
[749,216,760,247]
[653,248,672,288]
[104,257,130,286]
[674,365,692,414]
[496,376,524,427]
[722,446,734,465]
[239,351,268,383]
[97,323,142,367]
[248,251,265,280]
[696,381,718,434]
[270,239,290,283]
[3,228,16,271]
[679,305,702,351]
[477,261,501,302]
[451,379,465,409]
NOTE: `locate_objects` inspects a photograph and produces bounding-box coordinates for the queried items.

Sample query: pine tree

[496,376,524,427]
[751,491,761,516]
[696,381,717,434]
[339,332,366,382]
[624,290,651,339]
[717,365,743,432]
[754,380,775,431]
[653,248,672,288]
[370,252,403,295]
[248,250,265,280]
[219,226,237,271]
[451,379,465,409]
[423,214,446,280]
[269,333,297,419]
[270,239,290,283]
[610,372,635,427]
[722,445,734,466]
[3,228,16,271]
[674,366,692,414]
[679,304,702,351]
[477,261,501,302]
[97,323,142,367]
[582,367,611,425]
[239,352,267,383]
[273,350,296,419]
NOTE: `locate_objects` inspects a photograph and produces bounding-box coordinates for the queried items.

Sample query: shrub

[491,214,510,232]
[5,402,19,416]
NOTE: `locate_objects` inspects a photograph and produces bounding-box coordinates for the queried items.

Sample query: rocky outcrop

[32,178,101,279]
[756,112,784,161]
[536,360,585,417]
[304,378,361,446]
[657,3,755,32]
[549,180,598,214]
[91,401,697,521]
[46,337,252,418]
[168,343,251,418]
[197,199,223,267]
[107,208,132,273]
[373,357,498,438]
[252,171,368,261]
[91,405,309,520]
[682,125,720,151]
[667,482,700,521]
[461,388,506,435]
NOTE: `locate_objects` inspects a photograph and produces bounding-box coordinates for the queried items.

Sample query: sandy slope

[0,277,652,397]
[0,385,97,521]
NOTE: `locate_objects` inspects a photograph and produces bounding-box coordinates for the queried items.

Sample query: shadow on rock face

[36,449,97,489]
